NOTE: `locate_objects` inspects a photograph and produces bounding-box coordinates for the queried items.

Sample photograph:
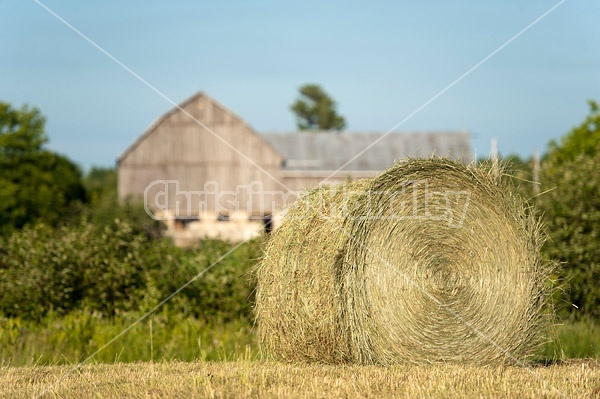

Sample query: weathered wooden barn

[118,92,471,244]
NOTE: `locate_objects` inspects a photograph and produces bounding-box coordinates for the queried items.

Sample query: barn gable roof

[118,92,472,171]
[117,92,282,165]
[262,131,471,171]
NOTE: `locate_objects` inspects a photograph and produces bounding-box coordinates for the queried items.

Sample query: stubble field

[2,359,598,399]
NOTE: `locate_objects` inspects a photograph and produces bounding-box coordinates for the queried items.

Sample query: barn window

[217,214,230,222]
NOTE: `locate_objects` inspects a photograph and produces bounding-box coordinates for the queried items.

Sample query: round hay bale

[255,158,551,365]
[341,158,550,365]
[255,179,369,363]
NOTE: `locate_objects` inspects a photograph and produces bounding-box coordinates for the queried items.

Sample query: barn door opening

[263,215,273,234]
[174,216,199,231]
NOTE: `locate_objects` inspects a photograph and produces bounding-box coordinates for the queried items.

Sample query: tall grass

[541,318,600,361]
[0,308,258,366]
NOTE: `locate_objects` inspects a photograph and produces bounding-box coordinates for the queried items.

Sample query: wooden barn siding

[119,95,285,216]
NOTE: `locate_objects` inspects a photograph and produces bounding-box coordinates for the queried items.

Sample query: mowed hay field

[1,360,598,398]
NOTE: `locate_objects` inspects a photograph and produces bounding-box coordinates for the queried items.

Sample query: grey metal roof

[262,131,471,171]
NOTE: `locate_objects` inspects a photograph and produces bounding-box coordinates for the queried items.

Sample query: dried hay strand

[341,158,551,365]
[254,179,369,363]
[255,158,552,365]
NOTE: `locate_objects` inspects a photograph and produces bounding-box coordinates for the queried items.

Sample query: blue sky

[2,0,598,170]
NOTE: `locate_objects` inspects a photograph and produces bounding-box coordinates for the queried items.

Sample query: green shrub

[536,101,600,321]
[0,219,262,322]
[0,224,84,319]
[0,221,145,319]
[140,237,262,322]
[78,221,149,316]
[537,150,600,320]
